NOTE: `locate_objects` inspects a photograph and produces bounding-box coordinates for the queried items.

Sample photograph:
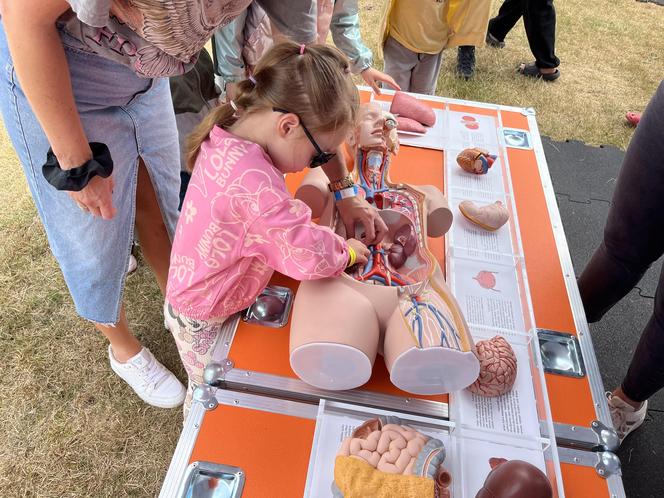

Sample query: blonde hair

[186,42,360,171]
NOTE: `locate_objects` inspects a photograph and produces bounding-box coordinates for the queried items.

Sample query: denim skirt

[0,24,181,324]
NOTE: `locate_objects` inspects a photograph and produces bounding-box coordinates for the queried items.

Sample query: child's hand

[347,238,370,266]
[361,67,401,95]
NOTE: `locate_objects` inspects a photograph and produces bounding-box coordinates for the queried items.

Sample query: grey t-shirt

[60,0,252,77]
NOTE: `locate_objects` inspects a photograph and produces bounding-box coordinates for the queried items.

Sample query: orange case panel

[501,110,597,427]
[190,404,316,498]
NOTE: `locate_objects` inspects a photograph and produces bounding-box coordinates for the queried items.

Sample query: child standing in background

[165,42,370,413]
[214,0,399,99]
[381,0,449,94]
[309,0,400,94]
[381,0,493,90]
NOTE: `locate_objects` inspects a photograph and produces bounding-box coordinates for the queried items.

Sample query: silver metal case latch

[193,384,219,411]
[537,328,586,378]
[591,420,620,453]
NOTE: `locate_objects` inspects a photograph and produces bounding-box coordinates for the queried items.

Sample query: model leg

[289,278,380,390]
[384,276,479,395]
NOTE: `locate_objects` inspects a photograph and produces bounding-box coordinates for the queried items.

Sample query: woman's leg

[577,81,664,439]
[135,158,172,294]
[97,305,141,361]
[578,81,664,322]
[128,77,182,297]
[620,262,664,403]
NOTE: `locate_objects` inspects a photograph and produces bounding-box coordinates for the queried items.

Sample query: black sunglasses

[273,107,336,168]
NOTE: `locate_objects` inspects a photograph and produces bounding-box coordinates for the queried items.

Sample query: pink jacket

[166,126,349,320]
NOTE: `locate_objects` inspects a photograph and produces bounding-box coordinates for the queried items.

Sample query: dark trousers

[578,81,664,403]
[488,0,560,69]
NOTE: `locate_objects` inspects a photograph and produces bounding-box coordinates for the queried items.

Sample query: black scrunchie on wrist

[42,142,114,192]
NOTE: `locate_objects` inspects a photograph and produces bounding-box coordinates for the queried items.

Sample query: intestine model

[333,417,452,498]
[289,102,480,395]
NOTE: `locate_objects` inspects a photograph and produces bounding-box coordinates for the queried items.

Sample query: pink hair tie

[248,75,257,85]
[299,44,306,55]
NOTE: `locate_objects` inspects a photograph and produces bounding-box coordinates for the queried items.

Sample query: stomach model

[290,133,479,395]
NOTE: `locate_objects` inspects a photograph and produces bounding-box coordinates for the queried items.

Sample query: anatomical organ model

[332,416,452,498]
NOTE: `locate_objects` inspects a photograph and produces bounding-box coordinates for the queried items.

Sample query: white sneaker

[109,346,186,408]
[606,391,648,443]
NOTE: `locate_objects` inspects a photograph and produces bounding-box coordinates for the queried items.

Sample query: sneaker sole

[621,417,646,441]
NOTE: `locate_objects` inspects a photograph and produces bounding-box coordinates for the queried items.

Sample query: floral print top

[60,0,251,77]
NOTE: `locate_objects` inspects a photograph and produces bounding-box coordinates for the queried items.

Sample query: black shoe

[486,32,505,49]
[456,46,476,80]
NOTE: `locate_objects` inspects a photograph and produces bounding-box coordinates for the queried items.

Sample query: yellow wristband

[347,246,357,267]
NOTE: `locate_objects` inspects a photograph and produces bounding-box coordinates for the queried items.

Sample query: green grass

[1,0,664,496]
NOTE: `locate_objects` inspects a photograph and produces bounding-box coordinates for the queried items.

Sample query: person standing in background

[486,0,560,81]
[448,0,494,80]
[577,81,664,442]
[380,0,494,93]
[213,0,399,99]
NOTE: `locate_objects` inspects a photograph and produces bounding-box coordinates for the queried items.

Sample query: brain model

[333,416,451,498]
[390,91,436,127]
[457,147,497,175]
[468,336,517,397]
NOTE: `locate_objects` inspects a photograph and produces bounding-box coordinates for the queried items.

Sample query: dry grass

[0,129,185,496]
[1,0,663,496]
[360,0,664,149]
[0,131,185,497]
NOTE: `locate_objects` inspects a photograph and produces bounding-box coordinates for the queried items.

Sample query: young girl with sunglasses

[164,42,370,412]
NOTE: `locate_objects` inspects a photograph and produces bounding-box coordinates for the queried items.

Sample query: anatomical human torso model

[289,102,480,395]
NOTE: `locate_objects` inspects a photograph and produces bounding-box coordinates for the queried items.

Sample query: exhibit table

[159,89,625,498]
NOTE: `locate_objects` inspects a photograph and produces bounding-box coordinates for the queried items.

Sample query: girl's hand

[69,175,117,220]
[336,195,388,245]
[347,238,370,266]
[361,67,401,95]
